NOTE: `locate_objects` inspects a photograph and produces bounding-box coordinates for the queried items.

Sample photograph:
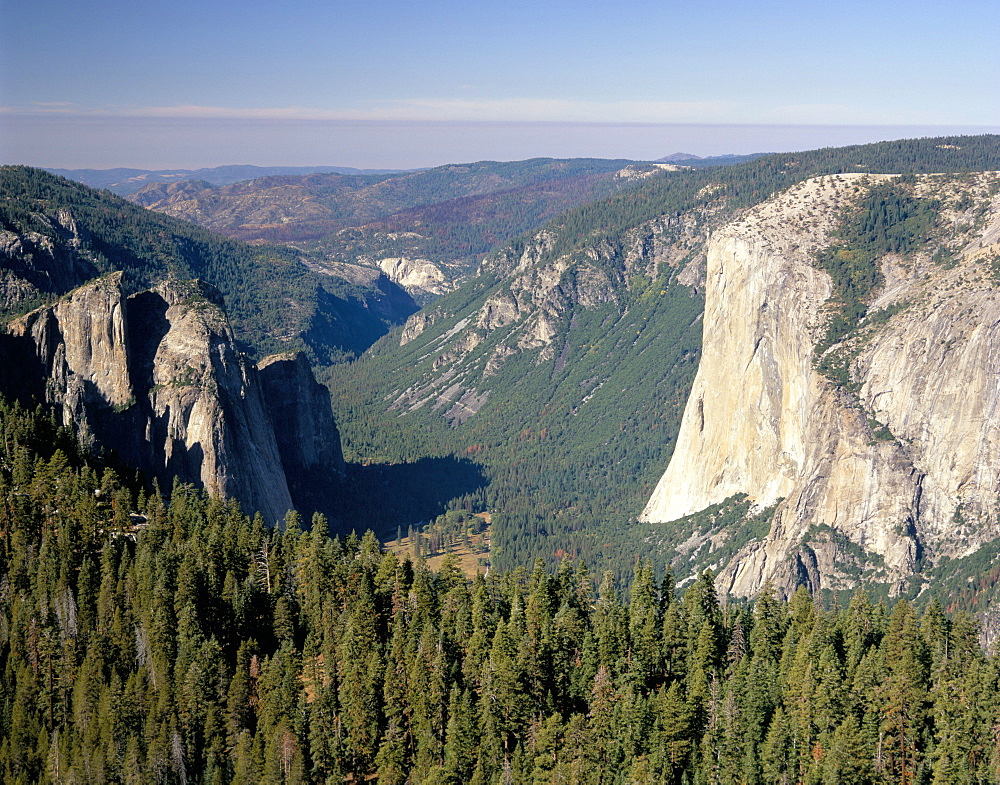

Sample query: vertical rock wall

[259,352,345,516]
[642,173,1000,596]
[2,273,348,525]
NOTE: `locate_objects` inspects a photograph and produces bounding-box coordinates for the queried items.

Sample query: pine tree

[880,600,930,785]
[335,573,383,775]
[761,705,794,785]
[651,681,693,784]
[442,688,478,784]
[822,714,874,785]
[628,562,661,687]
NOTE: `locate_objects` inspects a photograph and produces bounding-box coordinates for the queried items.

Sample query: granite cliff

[1,272,343,523]
[641,172,1000,597]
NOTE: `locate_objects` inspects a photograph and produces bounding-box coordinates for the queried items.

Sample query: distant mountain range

[656,152,770,166]
[49,155,762,199]
[122,158,657,302]
[44,164,408,196]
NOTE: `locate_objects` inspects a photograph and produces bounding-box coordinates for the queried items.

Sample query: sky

[1,0,997,169]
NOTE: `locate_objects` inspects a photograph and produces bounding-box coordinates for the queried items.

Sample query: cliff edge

[641,172,1000,597]
[2,273,343,523]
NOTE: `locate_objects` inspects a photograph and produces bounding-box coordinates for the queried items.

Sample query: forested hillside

[1,394,998,784]
[0,167,416,363]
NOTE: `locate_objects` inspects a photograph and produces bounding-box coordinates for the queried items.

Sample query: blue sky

[1,0,997,168]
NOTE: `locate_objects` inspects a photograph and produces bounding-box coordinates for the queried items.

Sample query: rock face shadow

[126,291,170,399]
[0,333,48,403]
[327,456,488,538]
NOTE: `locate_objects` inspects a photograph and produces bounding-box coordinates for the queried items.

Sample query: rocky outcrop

[641,173,1000,597]
[399,311,438,346]
[0,209,101,315]
[140,279,295,523]
[3,273,344,524]
[378,257,450,298]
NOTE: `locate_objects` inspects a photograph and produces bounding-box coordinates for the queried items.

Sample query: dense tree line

[3,395,1000,784]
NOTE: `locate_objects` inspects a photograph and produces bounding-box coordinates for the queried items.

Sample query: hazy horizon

[4,116,998,172]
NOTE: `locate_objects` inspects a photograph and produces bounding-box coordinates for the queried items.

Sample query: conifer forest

[1,397,998,784]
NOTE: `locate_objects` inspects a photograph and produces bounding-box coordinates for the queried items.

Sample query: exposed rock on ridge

[387,208,713,424]
[0,209,101,314]
[641,173,1000,597]
[378,257,450,298]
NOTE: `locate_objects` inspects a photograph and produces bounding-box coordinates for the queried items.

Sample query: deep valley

[6,135,1000,782]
